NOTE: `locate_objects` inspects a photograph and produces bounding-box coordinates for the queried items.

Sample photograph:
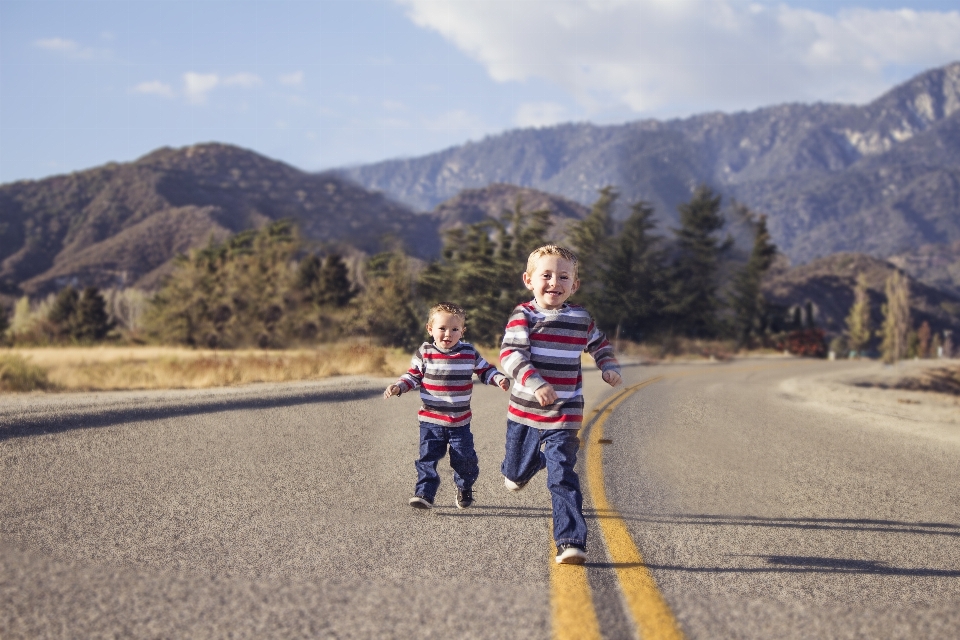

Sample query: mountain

[0,144,440,296]
[762,253,960,338]
[340,62,960,271]
[0,149,591,298]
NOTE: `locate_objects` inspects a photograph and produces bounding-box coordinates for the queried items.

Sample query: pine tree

[665,186,730,337]
[75,287,111,341]
[318,254,353,307]
[845,273,871,357]
[568,186,617,314]
[730,210,778,346]
[49,286,80,339]
[880,270,911,364]
[598,200,667,341]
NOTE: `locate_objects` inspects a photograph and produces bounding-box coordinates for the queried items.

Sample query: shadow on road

[587,510,960,539]
[591,556,960,577]
[0,387,383,442]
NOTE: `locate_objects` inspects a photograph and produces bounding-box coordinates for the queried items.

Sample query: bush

[0,355,52,392]
[780,329,827,358]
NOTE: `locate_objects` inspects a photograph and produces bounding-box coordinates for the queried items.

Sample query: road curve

[2,359,958,638]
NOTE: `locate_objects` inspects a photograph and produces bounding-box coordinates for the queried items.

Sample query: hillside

[340,62,960,273]
[0,144,440,297]
[762,253,960,338]
[0,151,590,297]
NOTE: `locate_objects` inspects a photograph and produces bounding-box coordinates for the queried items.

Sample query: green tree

[730,210,778,346]
[351,250,422,349]
[48,286,80,339]
[144,220,302,348]
[845,273,871,357]
[418,198,552,345]
[665,186,731,337]
[75,287,111,341]
[567,186,617,314]
[297,253,354,307]
[598,200,667,341]
[880,270,911,364]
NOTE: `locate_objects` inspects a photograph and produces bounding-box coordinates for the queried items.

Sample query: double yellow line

[550,376,684,640]
[550,361,804,637]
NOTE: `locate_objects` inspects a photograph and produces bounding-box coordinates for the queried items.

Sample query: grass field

[0,344,411,393]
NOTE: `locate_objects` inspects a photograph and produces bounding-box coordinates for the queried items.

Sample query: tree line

[0,184,951,363]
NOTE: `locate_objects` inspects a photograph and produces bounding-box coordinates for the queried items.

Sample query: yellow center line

[553,360,806,639]
[585,376,685,640]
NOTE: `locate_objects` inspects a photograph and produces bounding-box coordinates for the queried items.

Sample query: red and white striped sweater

[500,301,619,430]
[396,341,507,428]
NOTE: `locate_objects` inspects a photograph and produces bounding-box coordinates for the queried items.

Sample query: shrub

[0,355,52,392]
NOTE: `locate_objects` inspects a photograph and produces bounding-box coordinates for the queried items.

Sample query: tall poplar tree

[880,270,911,364]
[845,273,871,357]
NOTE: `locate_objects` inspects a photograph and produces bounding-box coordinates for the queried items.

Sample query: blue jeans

[501,420,587,549]
[415,422,480,500]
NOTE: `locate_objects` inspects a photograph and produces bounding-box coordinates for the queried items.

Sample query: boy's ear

[522,271,534,291]
[571,278,580,293]
[425,323,431,334]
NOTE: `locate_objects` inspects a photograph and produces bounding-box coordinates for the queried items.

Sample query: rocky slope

[340,62,960,271]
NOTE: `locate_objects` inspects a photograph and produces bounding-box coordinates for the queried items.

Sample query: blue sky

[2,0,959,184]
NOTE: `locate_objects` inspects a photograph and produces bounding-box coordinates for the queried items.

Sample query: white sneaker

[503,476,527,492]
[408,495,434,509]
[555,544,587,565]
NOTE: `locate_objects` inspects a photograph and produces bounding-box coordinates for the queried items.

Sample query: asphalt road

[1,359,958,638]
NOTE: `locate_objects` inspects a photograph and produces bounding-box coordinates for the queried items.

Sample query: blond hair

[525,245,579,278]
[427,302,466,327]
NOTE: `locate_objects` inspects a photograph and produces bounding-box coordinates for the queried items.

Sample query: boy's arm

[473,351,508,387]
[585,319,621,376]
[500,307,547,391]
[395,346,426,394]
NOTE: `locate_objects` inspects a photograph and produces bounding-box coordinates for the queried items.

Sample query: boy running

[385,303,510,509]
[500,245,622,564]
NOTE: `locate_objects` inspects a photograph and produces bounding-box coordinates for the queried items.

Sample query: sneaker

[455,488,474,509]
[408,495,434,509]
[504,476,527,492]
[555,544,587,565]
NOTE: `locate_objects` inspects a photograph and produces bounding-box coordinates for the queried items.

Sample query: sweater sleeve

[500,306,547,390]
[473,350,507,386]
[585,319,620,374]
[396,345,425,393]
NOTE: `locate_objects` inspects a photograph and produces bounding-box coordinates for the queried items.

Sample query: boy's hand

[534,383,558,407]
[602,370,622,387]
[383,384,401,399]
[497,377,511,391]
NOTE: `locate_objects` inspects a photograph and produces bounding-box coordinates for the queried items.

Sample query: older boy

[385,303,510,509]
[500,245,622,564]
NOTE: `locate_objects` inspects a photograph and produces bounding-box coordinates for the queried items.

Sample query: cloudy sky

[2,0,959,183]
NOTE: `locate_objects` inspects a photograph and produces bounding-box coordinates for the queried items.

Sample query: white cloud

[34,37,98,60]
[383,99,406,111]
[279,71,304,86]
[396,1,960,117]
[184,72,219,104]
[133,80,176,99]
[181,72,261,104]
[514,102,569,128]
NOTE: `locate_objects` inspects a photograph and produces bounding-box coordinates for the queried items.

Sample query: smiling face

[427,311,465,349]
[523,255,580,310]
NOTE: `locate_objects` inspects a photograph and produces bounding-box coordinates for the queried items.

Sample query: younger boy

[385,303,510,509]
[500,245,622,564]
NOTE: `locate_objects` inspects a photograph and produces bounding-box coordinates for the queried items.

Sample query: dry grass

[1,344,407,393]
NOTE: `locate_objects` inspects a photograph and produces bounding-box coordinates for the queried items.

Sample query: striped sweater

[500,301,620,430]
[396,341,507,428]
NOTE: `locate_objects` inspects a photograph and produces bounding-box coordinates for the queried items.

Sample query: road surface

[1,358,958,638]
